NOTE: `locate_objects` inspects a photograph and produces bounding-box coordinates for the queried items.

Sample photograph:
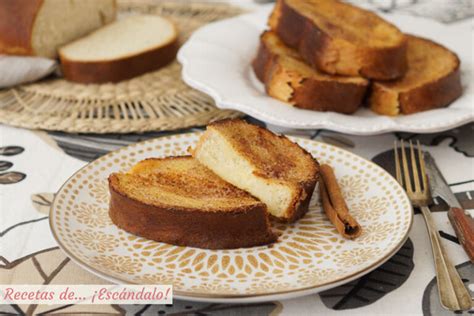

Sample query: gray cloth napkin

[0,55,57,88]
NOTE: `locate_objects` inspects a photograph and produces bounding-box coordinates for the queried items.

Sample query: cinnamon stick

[320,164,361,239]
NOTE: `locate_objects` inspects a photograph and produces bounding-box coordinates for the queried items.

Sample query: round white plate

[178,5,473,135]
[50,133,412,303]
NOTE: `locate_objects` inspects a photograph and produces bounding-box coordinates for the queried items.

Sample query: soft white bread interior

[59,15,177,62]
[30,0,115,58]
[193,119,319,222]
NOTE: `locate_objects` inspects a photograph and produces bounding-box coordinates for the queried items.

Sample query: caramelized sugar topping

[285,0,403,47]
[209,120,318,183]
[112,157,260,211]
[380,35,459,91]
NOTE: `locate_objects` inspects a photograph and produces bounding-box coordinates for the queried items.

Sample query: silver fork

[394,140,472,311]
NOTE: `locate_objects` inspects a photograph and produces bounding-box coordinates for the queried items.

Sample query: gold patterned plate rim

[49,133,413,303]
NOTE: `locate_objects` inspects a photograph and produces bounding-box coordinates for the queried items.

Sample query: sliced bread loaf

[253,31,368,114]
[268,0,407,80]
[369,35,462,115]
[192,119,319,222]
[59,15,178,83]
[0,0,116,58]
[109,156,277,249]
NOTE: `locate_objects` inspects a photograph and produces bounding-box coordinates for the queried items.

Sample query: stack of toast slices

[253,0,462,115]
[253,31,368,114]
[109,119,319,249]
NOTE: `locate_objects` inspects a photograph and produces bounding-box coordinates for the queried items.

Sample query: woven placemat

[0,0,244,133]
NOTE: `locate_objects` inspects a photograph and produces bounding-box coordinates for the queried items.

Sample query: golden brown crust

[253,31,368,114]
[252,33,272,83]
[59,38,178,83]
[204,119,319,222]
[398,66,461,114]
[269,0,407,80]
[108,156,278,249]
[0,0,43,56]
[283,178,317,223]
[369,36,462,115]
[109,173,277,249]
[289,79,368,114]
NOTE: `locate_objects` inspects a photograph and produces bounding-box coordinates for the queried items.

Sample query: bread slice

[192,119,319,222]
[268,0,407,80]
[0,0,116,58]
[369,35,462,115]
[253,31,368,114]
[108,156,277,249]
[59,15,178,83]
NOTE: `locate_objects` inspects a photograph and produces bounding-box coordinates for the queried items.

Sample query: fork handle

[420,206,472,311]
[448,207,474,263]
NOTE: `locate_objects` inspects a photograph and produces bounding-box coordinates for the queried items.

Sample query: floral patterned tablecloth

[0,1,473,315]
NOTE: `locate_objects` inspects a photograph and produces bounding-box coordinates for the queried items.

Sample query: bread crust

[278,177,318,223]
[253,31,368,114]
[369,36,462,115]
[109,172,277,249]
[269,0,407,80]
[203,119,319,222]
[0,0,43,56]
[60,37,178,83]
[0,0,117,58]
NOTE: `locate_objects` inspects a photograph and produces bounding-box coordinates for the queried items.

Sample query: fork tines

[394,140,432,207]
